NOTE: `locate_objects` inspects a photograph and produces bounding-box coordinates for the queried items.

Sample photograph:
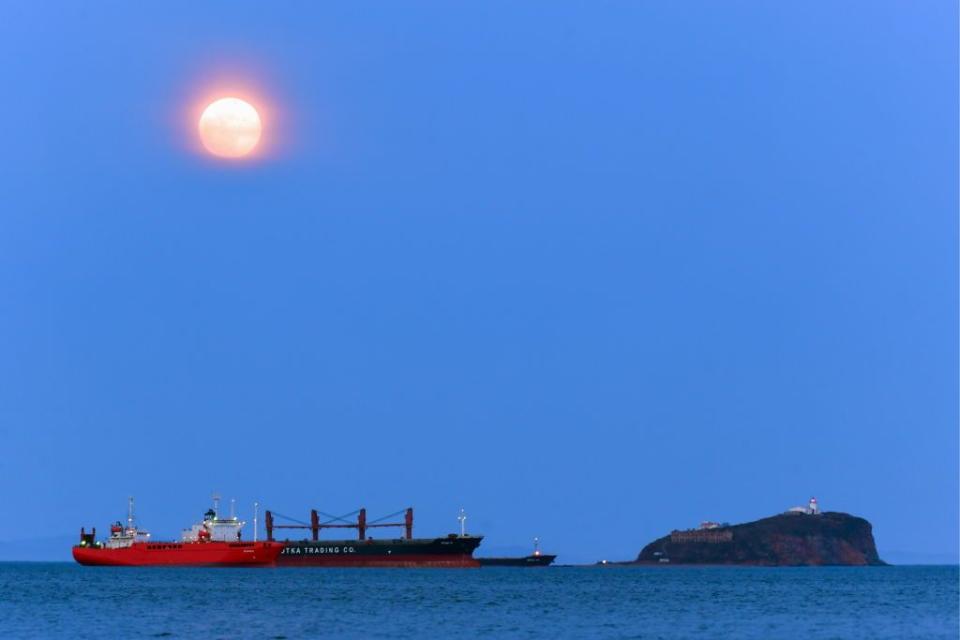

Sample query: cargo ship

[267,507,483,567]
[479,537,557,567]
[73,497,283,567]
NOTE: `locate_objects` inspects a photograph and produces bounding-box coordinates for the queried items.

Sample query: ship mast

[253,501,259,542]
[458,508,467,537]
[212,493,221,519]
[127,496,135,532]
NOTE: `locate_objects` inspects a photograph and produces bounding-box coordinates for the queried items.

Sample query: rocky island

[633,500,885,566]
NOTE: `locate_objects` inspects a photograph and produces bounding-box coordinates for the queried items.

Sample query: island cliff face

[635,512,885,566]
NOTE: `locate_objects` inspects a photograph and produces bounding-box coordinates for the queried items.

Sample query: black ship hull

[277,534,483,567]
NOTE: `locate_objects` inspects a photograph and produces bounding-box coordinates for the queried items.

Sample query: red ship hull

[72,541,283,567]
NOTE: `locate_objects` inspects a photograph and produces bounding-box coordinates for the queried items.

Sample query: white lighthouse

[808,497,820,515]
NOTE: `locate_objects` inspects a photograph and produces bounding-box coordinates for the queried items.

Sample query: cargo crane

[265,507,414,542]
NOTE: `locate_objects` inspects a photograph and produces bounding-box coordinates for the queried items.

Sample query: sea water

[0,563,956,639]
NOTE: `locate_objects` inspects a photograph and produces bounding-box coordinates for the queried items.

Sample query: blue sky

[0,1,956,563]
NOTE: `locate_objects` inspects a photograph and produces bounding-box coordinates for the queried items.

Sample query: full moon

[198,97,262,158]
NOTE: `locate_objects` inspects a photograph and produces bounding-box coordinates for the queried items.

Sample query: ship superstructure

[98,497,151,549]
[181,496,246,542]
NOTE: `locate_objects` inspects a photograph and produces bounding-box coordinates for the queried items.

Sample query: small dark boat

[479,537,556,567]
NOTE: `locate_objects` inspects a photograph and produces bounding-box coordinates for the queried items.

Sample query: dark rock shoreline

[632,511,885,566]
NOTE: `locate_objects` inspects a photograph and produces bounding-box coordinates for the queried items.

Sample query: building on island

[785,497,821,515]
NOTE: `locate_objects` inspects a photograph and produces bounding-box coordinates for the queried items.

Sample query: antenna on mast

[457,508,467,537]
